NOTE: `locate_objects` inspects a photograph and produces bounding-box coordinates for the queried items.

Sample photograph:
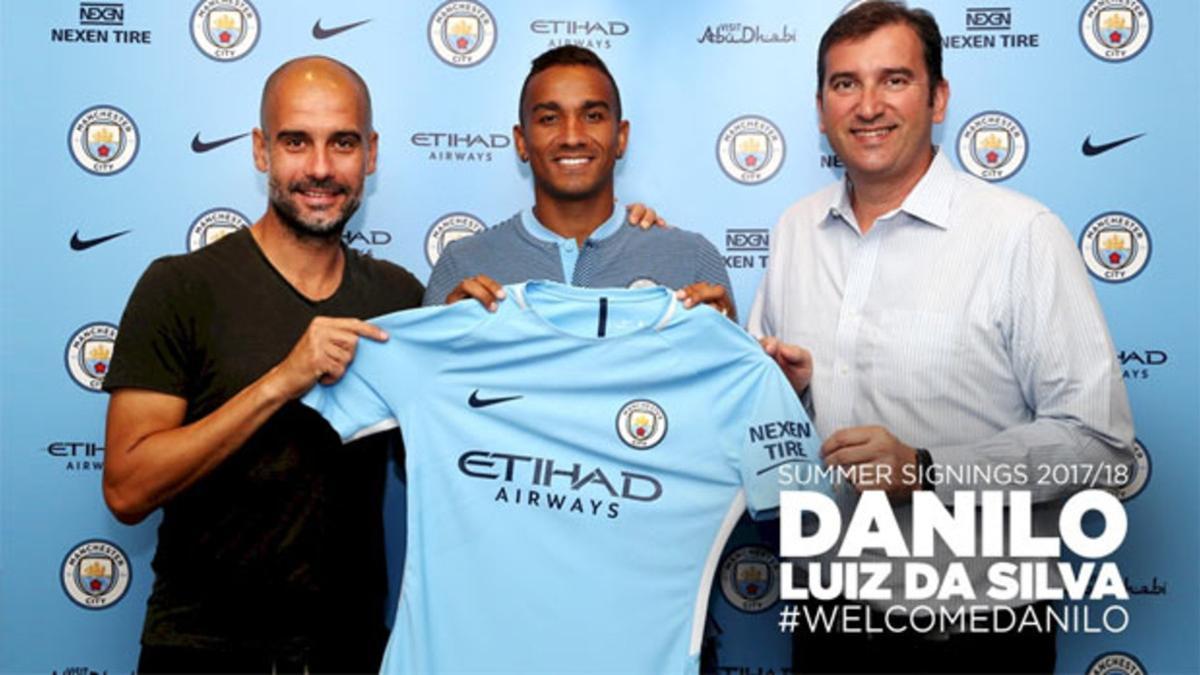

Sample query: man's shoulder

[345,245,422,292]
[778,180,844,226]
[439,212,525,263]
[952,167,1050,218]
[619,220,717,251]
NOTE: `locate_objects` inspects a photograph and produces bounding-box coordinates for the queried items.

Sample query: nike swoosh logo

[1082,133,1144,156]
[312,18,371,39]
[468,390,523,408]
[191,132,249,153]
[70,229,131,251]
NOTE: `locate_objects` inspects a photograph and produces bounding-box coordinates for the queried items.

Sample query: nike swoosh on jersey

[468,390,524,408]
[1081,133,1145,156]
[70,229,131,251]
[312,18,371,39]
[191,132,249,153]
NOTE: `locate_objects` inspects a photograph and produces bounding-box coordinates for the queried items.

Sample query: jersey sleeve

[302,302,495,443]
[301,362,397,443]
[738,363,830,519]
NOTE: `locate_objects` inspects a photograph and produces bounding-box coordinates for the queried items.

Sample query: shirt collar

[824,147,956,231]
[520,201,625,245]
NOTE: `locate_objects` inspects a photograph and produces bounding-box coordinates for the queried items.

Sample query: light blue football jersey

[302,281,828,674]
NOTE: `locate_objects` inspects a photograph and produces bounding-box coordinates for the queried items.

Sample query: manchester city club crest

[188,207,250,252]
[1080,0,1152,62]
[61,540,131,609]
[65,322,119,392]
[425,212,487,267]
[68,106,138,176]
[1079,212,1151,282]
[191,0,260,62]
[1109,439,1152,501]
[1086,651,1148,675]
[716,116,785,185]
[428,1,497,67]
[719,545,780,613]
[956,111,1027,181]
[616,399,668,450]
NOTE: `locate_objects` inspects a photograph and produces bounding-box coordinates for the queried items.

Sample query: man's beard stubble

[268,176,361,242]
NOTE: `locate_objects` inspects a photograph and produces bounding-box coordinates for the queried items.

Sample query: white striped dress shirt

[748,149,1135,614]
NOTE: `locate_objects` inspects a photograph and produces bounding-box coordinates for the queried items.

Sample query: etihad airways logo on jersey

[458,450,663,520]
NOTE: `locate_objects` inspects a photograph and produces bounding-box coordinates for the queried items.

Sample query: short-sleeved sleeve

[738,364,831,519]
[301,364,397,443]
[104,257,195,396]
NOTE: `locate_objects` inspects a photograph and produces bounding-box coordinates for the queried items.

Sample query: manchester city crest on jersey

[956,111,1027,181]
[717,116,785,185]
[61,539,131,609]
[1108,439,1151,501]
[1079,212,1151,282]
[69,106,138,176]
[720,545,780,613]
[187,207,250,252]
[425,212,486,267]
[65,322,118,392]
[1086,652,1147,675]
[616,399,667,449]
[1080,0,1152,62]
[428,1,497,68]
[190,0,260,62]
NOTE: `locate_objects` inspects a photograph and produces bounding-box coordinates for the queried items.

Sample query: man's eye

[539,114,558,124]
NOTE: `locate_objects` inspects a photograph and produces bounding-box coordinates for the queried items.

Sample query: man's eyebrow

[275,129,310,140]
[330,130,364,141]
[530,101,564,113]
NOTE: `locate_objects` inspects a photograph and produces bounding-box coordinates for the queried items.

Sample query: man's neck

[532,189,617,246]
[250,210,345,302]
[847,148,935,234]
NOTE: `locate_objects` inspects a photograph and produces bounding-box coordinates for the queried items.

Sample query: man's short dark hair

[518,46,622,124]
[817,1,944,104]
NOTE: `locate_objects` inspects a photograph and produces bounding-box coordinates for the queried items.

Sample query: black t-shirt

[105,229,423,656]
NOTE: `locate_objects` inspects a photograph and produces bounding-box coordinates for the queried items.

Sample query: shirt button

[840,367,849,375]
[564,242,576,252]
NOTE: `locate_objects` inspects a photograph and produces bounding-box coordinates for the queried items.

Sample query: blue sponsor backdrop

[1,1,1196,673]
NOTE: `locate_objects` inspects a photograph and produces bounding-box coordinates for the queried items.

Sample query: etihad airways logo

[458,450,663,520]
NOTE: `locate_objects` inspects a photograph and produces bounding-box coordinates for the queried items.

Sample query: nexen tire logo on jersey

[459,450,663,520]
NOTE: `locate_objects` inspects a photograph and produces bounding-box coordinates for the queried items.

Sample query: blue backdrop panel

[1,1,1196,674]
